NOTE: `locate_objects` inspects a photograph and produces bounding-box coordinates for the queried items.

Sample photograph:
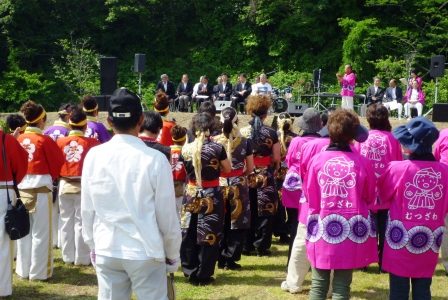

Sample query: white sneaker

[281,281,302,294]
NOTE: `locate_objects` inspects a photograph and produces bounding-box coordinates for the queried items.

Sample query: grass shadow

[48,259,97,286]
[6,283,96,300]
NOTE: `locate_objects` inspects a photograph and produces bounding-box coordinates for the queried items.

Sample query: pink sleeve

[304,159,319,211]
[362,158,376,205]
[393,139,403,161]
[285,138,298,168]
[434,138,442,161]
[377,165,395,209]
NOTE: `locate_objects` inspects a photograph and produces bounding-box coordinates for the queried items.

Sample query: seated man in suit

[216,73,233,101]
[366,77,385,105]
[383,79,403,120]
[232,73,252,113]
[156,74,176,105]
[196,76,213,108]
[177,74,193,112]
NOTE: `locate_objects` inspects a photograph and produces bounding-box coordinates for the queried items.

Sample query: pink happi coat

[378,160,448,278]
[340,72,356,97]
[298,137,331,224]
[304,149,377,270]
[434,128,448,165]
[282,135,320,209]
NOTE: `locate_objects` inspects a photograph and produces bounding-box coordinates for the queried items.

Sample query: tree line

[0,0,447,111]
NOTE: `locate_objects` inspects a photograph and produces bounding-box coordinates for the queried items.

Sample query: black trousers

[286,207,298,265]
[231,96,246,113]
[219,197,247,263]
[375,209,389,269]
[245,187,273,252]
[273,200,289,238]
[180,213,219,280]
[178,95,191,112]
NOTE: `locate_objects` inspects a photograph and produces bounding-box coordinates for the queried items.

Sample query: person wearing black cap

[378,117,448,300]
[81,88,181,299]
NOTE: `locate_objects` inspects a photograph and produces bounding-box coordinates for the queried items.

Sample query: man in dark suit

[232,73,252,113]
[366,77,385,105]
[156,74,176,102]
[176,74,193,112]
[216,73,233,101]
[196,76,213,108]
[383,79,404,119]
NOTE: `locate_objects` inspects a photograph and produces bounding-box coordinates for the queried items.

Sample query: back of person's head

[58,103,73,120]
[328,109,360,145]
[108,88,143,132]
[221,107,238,138]
[246,94,271,117]
[192,112,214,136]
[69,107,88,131]
[366,104,392,131]
[154,91,169,115]
[82,95,98,116]
[140,111,163,134]
[171,125,187,145]
[277,112,294,156]
[6,114,26,133]
[20,100,46,126]
[199,101,216,117]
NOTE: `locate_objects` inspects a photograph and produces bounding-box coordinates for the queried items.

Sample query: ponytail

[278,117,293,157]
[220,107,239,167]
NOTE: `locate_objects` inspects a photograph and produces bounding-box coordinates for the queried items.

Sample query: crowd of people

[0,80,447,300]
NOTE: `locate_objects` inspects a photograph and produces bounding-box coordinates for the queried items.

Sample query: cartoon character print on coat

[20,138,36,162]
[63,140,84,163]
[318,156,356,199]
[404,168,443,210]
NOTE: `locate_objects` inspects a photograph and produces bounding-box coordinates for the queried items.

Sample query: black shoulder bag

[2,133,30,240]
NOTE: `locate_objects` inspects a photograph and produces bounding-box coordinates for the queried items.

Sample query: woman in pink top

[336,64,356,110]
[354,104,402,269]
[378,117,448,300]
[434,128,448,165]
[304,109,377,300]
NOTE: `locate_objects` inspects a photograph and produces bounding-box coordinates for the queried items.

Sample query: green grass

[6,239,448,299]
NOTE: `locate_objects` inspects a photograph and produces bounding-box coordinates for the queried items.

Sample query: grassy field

[6,239,448,300]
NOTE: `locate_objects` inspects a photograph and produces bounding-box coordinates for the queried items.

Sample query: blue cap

[393,117,439,154]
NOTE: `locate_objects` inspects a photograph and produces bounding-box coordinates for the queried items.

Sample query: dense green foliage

[0,0,447,111]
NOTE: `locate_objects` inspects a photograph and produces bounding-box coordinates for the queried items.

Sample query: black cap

[109,88,142,119]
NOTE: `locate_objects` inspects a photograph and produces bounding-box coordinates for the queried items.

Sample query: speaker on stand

[425,55,446,119]
[134,54,146,96]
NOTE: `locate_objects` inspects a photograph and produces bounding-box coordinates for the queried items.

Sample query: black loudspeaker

[432,103,448,122]
[287,102,309,117]
[100,57,117,95]
[94,95,111,112]
[134,53,146,73]
[430,55,446,78]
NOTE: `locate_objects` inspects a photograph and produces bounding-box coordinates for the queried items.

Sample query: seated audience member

[217,73,232,101]
[139,111,171,161]
[366,77,385,105]
[403,80,425,119]
[378,117,448,300]
[177,74,193,112]
[251,73,272,96]
[232,74,252,113]
[213,76,222,100]
[383,79,403,119]
[303,109,377,300]
[156,74,176,102]
[196,76,213,107]
[6,113,27,137]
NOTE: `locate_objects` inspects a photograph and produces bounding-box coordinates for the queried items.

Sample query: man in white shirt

[383,79,403,119]
[81,88,181,300]
[251,73,272,95]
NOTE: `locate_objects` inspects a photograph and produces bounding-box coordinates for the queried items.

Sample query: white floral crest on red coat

[318,156,356,198]
[64,140,84,162]
[21,138,36,162]
[404,167,443,210]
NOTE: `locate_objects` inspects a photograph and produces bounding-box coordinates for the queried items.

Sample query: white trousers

[404,102,423,117]
[175,196,183,221]
[341,96,354,111]
[441,215,448,272]
[52,197,59,248]
[16,192,53,280]
[59,192,90,265]
[285,223,310,290]
[0,189,14,296]
[383,101,403,119]
[96,255,168,300]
